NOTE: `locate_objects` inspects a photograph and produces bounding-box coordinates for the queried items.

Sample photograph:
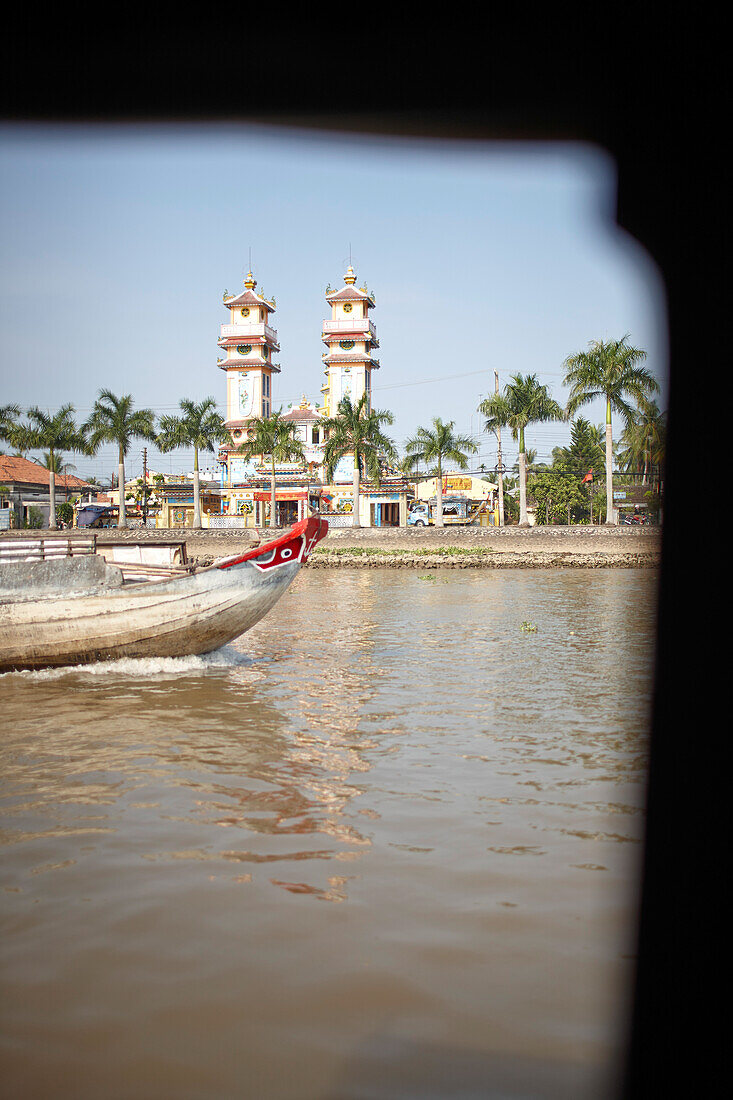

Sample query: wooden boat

[0,516,328,672]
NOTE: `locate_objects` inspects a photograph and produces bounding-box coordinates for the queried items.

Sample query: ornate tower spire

[219,271,280,450]
[319,268,379,418]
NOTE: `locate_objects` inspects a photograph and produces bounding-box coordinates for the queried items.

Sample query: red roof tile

[223,289,275,311]
[218,358,281,372]
[326,286,374,303]
[282,407,319,422]
[0,455,92,490]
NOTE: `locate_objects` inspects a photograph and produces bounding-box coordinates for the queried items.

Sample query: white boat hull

[0,517,328,672]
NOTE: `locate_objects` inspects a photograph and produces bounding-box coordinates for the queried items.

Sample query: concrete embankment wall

[0,525,661,568]
[309,525,661,568]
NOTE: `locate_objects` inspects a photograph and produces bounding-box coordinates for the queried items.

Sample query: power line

[372,369,488,391]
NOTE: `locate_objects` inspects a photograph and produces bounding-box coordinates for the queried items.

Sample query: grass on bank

[311,545,495,557]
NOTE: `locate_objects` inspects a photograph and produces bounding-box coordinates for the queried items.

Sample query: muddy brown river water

[0,567,657,1099]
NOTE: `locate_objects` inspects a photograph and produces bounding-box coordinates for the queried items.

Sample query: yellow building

[158,481,222,528]
[416,474,497,502]
[414,474,499,526]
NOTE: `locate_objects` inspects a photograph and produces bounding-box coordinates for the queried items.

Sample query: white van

[407,498,471,526]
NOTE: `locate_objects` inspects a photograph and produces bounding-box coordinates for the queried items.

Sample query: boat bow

[0,517,329,672]
[213,515,329,572]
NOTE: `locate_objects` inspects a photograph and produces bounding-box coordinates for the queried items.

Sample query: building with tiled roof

[0,455,91,491]
[282,396,324,469]
[281,396,320,423]
[0,455,93,528]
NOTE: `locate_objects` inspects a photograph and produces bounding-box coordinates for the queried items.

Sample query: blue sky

[0,124,667,484]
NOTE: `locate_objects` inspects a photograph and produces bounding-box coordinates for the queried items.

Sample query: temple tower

[219,271,280,451]
[319,266,379,417]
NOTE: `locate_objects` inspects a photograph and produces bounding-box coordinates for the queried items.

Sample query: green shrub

[24,506,44,529]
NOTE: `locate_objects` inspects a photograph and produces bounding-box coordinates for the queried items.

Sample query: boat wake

[0,645,254,681]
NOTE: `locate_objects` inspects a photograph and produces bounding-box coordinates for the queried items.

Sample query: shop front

[366,492,402,527]
[320,481,413,526]
[158,484,221,528]
[253,489,318,527]
[613,484,659,525]
[216,481,321,528]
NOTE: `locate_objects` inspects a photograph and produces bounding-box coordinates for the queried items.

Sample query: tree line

[0,334,664,531]
[479,336,664,526]
[318,333,663,528]
[0,392,230,530]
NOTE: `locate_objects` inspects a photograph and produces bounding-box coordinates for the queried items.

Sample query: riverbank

[307,547,659,568]
[0,525,661,568]
[308,525,660,568]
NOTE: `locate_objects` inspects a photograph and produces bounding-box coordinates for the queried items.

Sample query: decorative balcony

[220,322,279,343]
[322,318,377,339]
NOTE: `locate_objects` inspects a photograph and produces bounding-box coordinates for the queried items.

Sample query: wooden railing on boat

[0,536,191,583]
[112,560,196,583]
[94,540,190,583]
[0,536,96,562]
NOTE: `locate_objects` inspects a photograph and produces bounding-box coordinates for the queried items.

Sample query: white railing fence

[0,537,96,563]
[208,515,255,529]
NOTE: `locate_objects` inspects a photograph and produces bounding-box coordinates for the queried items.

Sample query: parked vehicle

[408,497,475,526]
[76,504,118,528]
[619,508,652,526]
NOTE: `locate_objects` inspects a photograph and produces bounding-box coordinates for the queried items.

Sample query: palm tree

[83,390,157,528]
[157,397,229,528]
[39,453,79,505]
[404,417,477,528]
[479,374,564,526]
[513,446,538,474]
[235,410,306,528]
[0,403,20,447]
[38,452,76,473]
[562,336,658,524]
[397,452,422,507]
[616,399,666,487]
[319,393,397,528]
[16,405,89,529]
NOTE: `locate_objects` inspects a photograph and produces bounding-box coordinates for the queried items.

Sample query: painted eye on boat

[280,548,293,559]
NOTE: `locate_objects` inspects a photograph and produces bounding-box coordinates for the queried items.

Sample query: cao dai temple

[210,265,414,529]
[155,263,496,529]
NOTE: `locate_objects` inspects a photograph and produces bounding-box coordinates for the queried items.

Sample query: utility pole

[141,447,148,526]
[494,370,505,527]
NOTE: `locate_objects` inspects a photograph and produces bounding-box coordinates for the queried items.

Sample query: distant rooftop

[0,455,92,490]
[282,397,320,423]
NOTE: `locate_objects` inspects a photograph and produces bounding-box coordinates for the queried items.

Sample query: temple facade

[211,265,413,528]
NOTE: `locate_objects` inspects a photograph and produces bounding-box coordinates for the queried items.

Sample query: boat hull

[0,517,327,672]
